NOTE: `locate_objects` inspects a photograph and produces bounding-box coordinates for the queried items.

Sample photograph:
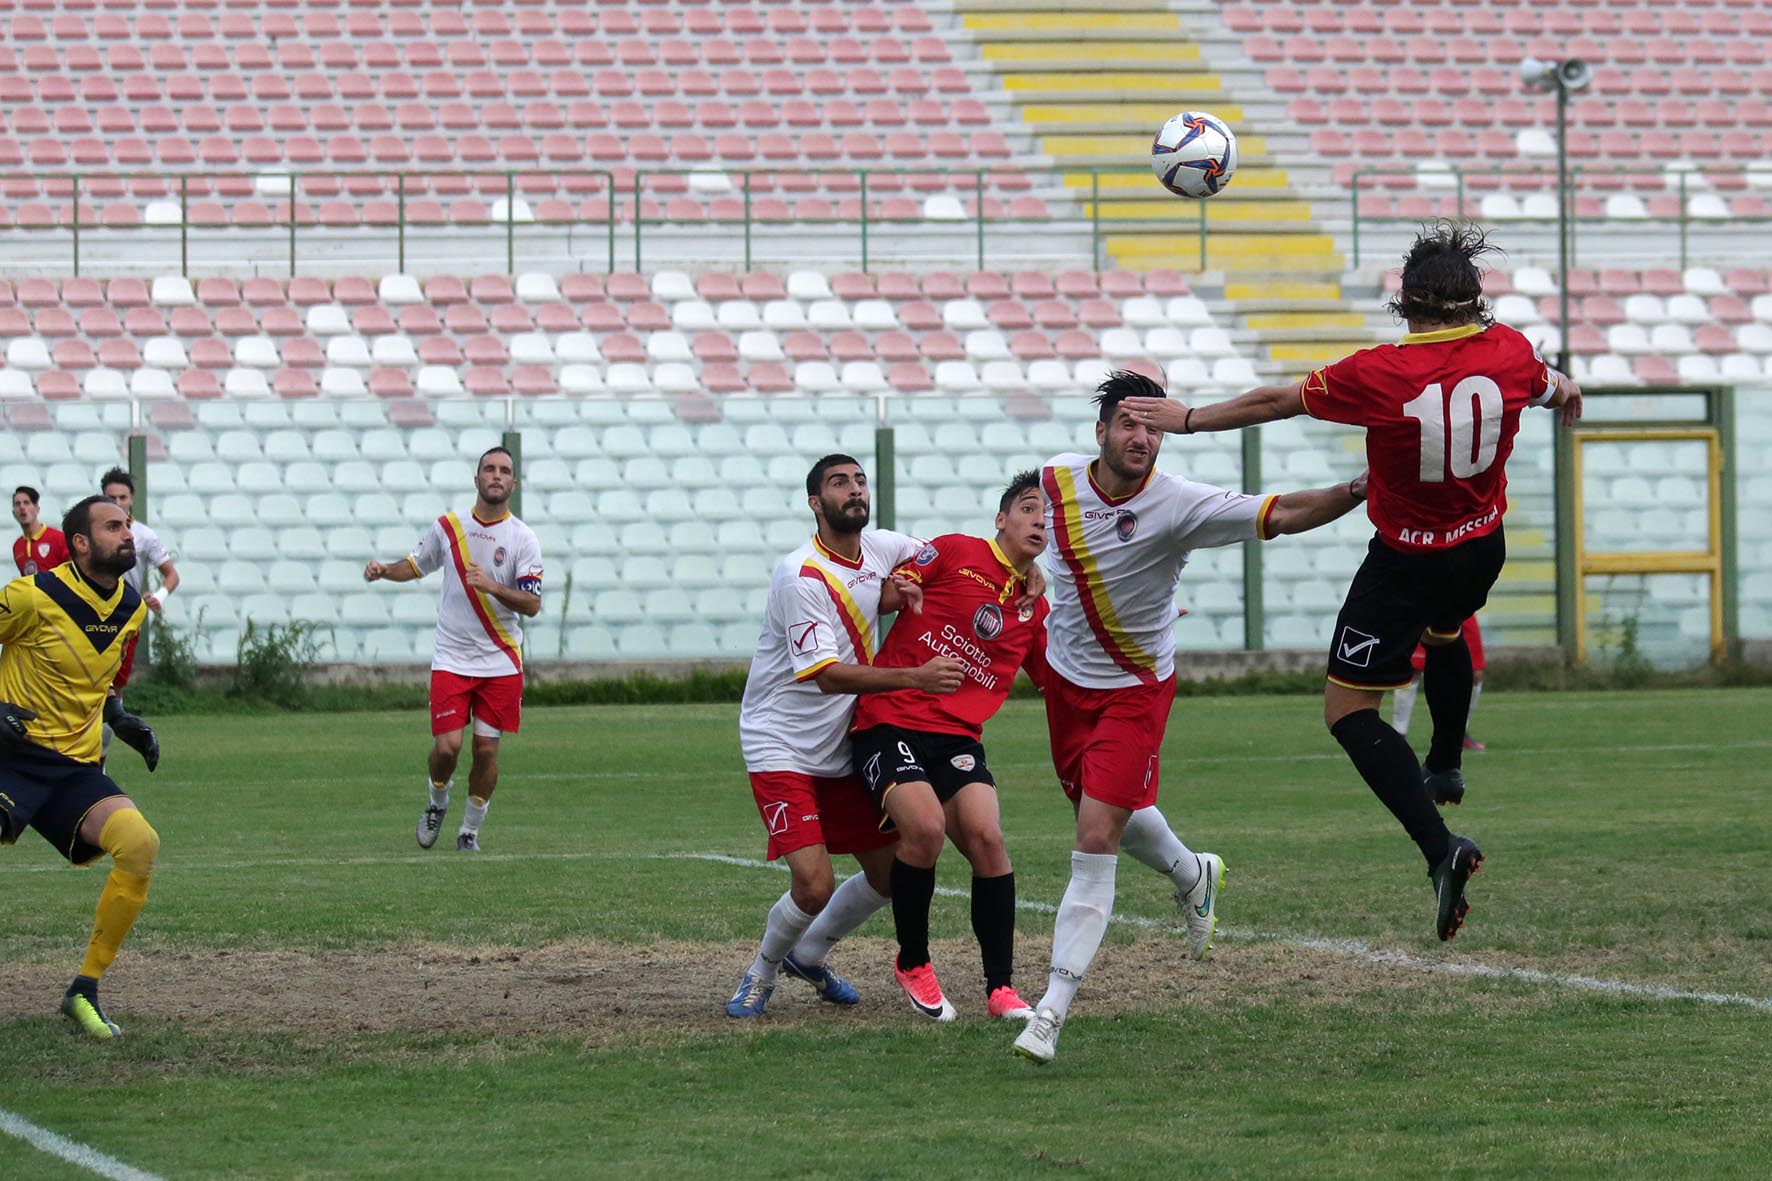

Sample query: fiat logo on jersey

[972,603,1003,641]
[1115,510,1139,541]
[492,546,507,567]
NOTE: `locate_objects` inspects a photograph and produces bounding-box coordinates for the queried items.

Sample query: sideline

[0,1107,163,1181]
[660,852,1772,1015]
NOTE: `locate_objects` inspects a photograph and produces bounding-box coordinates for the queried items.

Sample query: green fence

[1351,162,1753,270]
[3,165,1217,277]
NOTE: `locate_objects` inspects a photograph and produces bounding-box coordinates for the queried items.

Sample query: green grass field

[5,689,1772,1179]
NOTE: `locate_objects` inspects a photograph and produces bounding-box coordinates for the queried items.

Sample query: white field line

[6,844,1767,1014]
[0,1107,163,1181]
[660,852,1772,1015]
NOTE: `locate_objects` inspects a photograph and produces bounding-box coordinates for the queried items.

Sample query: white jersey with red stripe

[124,520,170,594]
[738,529,922,776]
[407,508,543,677]
[1040,453,1275,690]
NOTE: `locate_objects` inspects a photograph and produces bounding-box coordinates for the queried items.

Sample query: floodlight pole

[1555,78,1572,376]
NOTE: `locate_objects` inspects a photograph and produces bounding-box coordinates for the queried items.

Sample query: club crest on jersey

[492,546,507,567]
[37,542,49,557]
[1115,510,1139,542]
[1017,602,1035,623]
[915,542,938,566]
[950,753,977,772]
[21,562,36,575]
[972,603,1003,641]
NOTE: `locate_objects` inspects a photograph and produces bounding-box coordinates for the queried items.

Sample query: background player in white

[363,447,542,853]
[1013,371,1369,1063]
[727,454,969,1018]
[98,468,170,770]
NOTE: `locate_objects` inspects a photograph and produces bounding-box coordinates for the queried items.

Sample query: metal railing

[1351,162,1757,270]
[4,165,1214,277]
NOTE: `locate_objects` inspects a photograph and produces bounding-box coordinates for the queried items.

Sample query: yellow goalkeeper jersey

[0,565,146,765]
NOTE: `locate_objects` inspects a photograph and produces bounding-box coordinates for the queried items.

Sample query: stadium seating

[1236,0,1772,211]
[0,1,1051,229]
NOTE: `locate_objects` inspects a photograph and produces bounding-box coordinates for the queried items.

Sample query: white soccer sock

[1035,851,1117,1021]
[429,778,452,809]
[1466,681,1483,729]
[460,795,488,834]
[1120,805,1200,894]
[748,892,816,982]
[1392,680,1419,735]
[790,873,890,967]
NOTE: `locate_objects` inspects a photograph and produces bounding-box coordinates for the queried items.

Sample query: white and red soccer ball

[1150,111,1239,199]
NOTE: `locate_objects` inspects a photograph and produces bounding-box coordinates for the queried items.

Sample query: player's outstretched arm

[364,557,423,584]
[1122,382,1306,436]
[1547,370,1583,427]
[1263,471,1368,537]
[812,656,965,697]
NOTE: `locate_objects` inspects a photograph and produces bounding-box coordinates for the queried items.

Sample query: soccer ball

[1150,111,1238,199]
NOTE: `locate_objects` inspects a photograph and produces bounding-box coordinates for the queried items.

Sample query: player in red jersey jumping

[1124,223,1582,941]
[850,470,1051,1024]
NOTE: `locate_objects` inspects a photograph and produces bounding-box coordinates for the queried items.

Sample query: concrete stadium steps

[949,0,1377,378]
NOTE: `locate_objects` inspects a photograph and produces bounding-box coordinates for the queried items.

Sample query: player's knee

[433,732,464,759]
[470,736,499,764]
[103,808,159,877]
[897,821,944,867]
[962,826,1010,875]
[791,874,835,913]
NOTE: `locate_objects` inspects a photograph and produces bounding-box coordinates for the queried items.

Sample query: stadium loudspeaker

[1558,59,1593,93]
[1520,58,1558,90]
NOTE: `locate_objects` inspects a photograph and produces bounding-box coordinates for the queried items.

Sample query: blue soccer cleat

[781,953,861,1005]
[725,971,775,1019]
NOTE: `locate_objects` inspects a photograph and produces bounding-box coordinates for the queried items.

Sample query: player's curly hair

[1386,220,1500,329]
[1092,369,1166,423]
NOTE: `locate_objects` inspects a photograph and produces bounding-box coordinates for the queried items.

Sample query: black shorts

[0,742,127,865]
[852,724,994,828]
[1326,529,1506,691]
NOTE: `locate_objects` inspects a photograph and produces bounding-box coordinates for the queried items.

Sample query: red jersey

[852,533,1049,740]
[12,525,69,576]
[1302,322,1556,552]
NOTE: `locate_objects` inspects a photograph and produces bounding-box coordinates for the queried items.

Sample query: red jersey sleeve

[894,536,950,585]
[1300,349,1374,426]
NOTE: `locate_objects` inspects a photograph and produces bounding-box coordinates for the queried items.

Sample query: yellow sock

[79,809,159,981]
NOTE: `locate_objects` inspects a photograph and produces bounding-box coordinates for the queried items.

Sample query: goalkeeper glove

[104,696,159,773]
[0,701,36,751]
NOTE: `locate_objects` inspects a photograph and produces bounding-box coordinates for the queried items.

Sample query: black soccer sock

[1332,709,1451,868]
[890,857,937,971]
[1421,636,1474,774]
[970,872,1017,994]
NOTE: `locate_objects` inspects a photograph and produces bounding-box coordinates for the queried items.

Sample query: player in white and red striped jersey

[364,447,543,854]
[1012,370,1369,1064]
[727,453,971,1018]
[1123,223,1583,947]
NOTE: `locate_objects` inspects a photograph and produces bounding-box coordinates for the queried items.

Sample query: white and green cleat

[1178,852,1226,961]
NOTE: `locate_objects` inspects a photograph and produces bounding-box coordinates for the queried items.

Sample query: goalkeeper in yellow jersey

[0,494,161,1039]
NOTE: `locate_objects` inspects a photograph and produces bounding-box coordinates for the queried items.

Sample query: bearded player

[850,470,1050,1023]
[727,454,970,1018]
[364,447,542,853]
